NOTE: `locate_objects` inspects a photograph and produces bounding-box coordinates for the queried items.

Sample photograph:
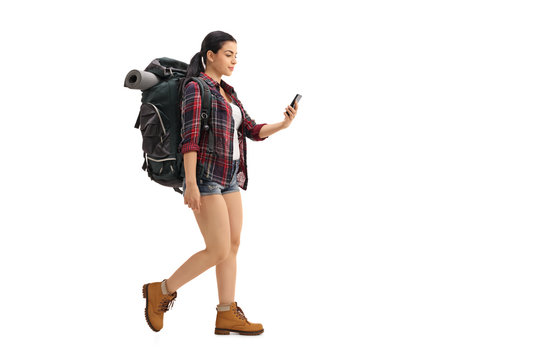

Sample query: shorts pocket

[200,181,219,192]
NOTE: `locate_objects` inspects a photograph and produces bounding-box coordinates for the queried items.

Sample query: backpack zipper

[146,154,176,174]
[147,155,176,162]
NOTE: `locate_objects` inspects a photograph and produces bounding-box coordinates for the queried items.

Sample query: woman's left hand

[282,101,299,129]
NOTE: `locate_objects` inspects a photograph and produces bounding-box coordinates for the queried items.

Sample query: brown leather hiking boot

[215,301,264,335]
[142,280,177,332]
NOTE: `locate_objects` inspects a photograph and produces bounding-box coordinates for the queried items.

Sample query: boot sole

[215,328,264,336]
[142,284,160,332]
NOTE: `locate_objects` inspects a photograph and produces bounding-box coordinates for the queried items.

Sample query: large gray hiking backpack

[125,57,215,194]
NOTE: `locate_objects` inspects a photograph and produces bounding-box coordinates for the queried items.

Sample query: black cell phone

[287,94,302,116]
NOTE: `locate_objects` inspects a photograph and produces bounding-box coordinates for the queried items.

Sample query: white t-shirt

[229,102,243,160]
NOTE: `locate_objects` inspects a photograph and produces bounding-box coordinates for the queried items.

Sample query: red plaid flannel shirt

[179,72,268,190]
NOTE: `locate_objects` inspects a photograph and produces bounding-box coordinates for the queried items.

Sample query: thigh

[193,194,231,254]
[222,191,243,244]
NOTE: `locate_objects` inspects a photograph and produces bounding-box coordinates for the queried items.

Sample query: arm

[242,109,269,141]
[259,122,286,139]
[179,80,205,212]
[183,151,198,185]
[180,81,202,153]
[231,95,268,141]
[183,149,201,213]
[242,99,298,140]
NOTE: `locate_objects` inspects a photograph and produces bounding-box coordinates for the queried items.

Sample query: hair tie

[199,51,206,69]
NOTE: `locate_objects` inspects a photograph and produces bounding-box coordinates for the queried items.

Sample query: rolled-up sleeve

[241,106,268,142]
[180,81,202,154]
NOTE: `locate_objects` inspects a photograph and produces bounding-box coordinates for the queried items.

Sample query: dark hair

[185,30,237,80]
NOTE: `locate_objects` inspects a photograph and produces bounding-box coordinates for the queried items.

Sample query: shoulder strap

[185,77,214,154]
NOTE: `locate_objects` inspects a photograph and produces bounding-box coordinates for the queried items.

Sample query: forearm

[183,151,198,184]
[259,121,285,139]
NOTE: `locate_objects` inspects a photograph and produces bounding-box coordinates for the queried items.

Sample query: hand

[282,101,299,129]
[184,183,201,213]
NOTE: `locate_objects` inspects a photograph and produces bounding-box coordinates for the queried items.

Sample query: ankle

[217,302,234,311]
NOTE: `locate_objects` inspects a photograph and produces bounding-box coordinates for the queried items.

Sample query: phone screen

[287,94,302,116]
[290,94,302,107]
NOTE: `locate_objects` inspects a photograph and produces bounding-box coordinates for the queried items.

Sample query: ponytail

[186,51,205,80]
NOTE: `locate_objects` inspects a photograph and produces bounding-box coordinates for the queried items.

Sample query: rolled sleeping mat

[124,69,160,90]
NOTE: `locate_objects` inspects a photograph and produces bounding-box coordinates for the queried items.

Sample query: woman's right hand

[184,182,201,212]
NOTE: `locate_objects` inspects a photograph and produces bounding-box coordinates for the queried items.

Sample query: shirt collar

[199,72,235,94]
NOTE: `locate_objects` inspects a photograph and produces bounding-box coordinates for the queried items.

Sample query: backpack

[127,57,215,194]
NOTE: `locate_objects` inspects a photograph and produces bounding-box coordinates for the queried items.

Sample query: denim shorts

[182,159,240,196]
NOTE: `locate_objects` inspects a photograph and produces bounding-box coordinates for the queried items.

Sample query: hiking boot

[142,280,177,332]
[214,301,264,335]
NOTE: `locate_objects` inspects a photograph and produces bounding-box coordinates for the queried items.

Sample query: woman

[142,31,299,336]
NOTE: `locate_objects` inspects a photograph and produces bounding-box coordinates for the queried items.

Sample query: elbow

[251,123,268,141]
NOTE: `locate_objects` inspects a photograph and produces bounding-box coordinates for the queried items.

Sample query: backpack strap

[189,77,214,154]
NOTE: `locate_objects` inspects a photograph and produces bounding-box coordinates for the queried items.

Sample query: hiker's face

[208,41,237,76]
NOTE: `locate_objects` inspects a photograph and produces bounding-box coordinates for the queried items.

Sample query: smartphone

[287,94,302,116]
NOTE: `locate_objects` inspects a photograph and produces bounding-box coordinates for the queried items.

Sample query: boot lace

[235,305,250,324]
[158,292,177,313]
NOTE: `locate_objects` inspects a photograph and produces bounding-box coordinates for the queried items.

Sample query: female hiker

[142,30,300,336]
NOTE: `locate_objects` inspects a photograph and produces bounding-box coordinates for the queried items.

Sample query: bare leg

[216,191,243,305]
[165,194,231,293]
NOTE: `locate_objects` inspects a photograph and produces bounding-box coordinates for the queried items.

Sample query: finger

[288,105,296,115]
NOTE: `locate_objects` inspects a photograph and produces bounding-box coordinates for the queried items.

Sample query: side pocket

[137,103,171,157]
[146,155,182,187]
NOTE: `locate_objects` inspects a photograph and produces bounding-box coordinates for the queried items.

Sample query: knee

[207,243,231,264]
[215,247,231,263]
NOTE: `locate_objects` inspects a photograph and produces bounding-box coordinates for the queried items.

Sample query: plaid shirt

[179,72,268,190]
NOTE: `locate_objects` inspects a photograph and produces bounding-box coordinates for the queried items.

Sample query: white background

[1,0,539,359]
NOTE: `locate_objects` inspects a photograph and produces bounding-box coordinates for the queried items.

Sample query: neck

[203,70,222,86]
